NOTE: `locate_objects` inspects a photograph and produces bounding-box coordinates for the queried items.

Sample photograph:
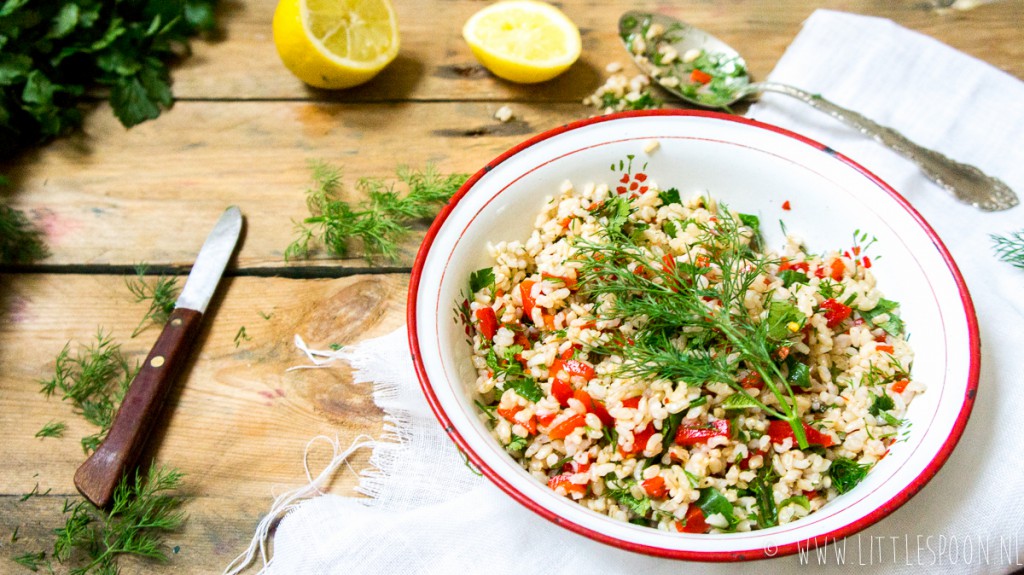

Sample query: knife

[74,206,243,507]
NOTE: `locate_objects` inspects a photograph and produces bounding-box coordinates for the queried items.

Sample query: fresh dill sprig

[20,483,52,502]
[39,331,137,453]
[51,466,186,574]
[574,204,809,447]
[0,202,49,264]
[12,551,47,572]
[125,264,180,338]
[234,326,251,348]
[35,420,67,439]
[285,162,467,263]
[992,229,1024,270]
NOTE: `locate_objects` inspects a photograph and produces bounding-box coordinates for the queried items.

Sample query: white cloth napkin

[254,10,1024,574]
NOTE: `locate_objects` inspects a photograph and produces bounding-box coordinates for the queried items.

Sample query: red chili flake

[782,200,791,210]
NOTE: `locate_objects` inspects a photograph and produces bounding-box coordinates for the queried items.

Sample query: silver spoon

[619,11,1018,212]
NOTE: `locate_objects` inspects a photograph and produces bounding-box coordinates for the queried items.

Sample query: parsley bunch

[0,0,218,155]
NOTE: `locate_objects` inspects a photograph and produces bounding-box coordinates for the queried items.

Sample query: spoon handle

[752,81,1018,212]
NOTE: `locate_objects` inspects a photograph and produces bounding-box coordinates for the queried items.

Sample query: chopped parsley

[469,267,495,294]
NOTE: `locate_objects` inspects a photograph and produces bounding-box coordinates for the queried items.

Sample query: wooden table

[2,0,1021,571]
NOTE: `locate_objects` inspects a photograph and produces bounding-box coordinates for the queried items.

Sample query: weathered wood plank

[0,100,584,270]
[0,273,404,572]
[173,0,1024,101]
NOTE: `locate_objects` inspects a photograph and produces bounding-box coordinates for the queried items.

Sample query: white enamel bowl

[407,111,979,561]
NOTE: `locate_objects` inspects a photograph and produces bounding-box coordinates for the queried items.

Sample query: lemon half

[462,1,581,84]
[273,0,400,89]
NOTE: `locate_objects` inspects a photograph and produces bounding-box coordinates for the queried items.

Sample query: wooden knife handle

[74,307,203,507]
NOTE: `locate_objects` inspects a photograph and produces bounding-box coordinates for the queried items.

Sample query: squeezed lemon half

[273,0,400,89]
[462,0,581,84]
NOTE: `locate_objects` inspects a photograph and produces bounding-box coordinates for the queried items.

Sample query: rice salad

[458,161,922,534]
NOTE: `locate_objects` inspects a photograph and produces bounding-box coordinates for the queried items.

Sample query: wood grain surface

[1,0,1021,572]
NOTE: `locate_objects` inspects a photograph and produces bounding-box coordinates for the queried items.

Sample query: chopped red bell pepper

[547,412,587,440]
[662,254,676,272]
[622,396,642,409]
[782,200,792,211]
[690,69,712,84]
[674,419,730,446]
[829,258,846,281]
[819,298,852,328]
[892,379,910,394]
[863,255,872,269]
[537,412,559,426]
[474,307,498,340]
[519,280,537,321]
[573,389,614,427]
[550,377,573,407]
[676,503,709,533]
[740,371,764,390]
[620,422,656,456]
[778,258,809,273]
[497,405,536,435]
[641,475,669,498]
[548,473,586,496]
[542,271,578,290]
[876,344,894,354]
[767,419,834,447]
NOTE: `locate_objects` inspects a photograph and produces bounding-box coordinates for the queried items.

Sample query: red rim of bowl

[406,109,980,561]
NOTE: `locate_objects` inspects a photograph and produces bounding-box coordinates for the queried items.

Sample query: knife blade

[74,206,243,507]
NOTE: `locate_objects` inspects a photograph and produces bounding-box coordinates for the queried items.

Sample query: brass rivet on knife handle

[74,307,203,508]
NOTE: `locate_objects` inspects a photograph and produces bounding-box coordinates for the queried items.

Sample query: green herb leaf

[764,300,805,342]
[785,360,811,389]
[779,495,810,511]
[606,478,652,517]
[859,298,905,336]
[469,267,495,294]
[829,457,872,494]
[750,461,779,528]
[695,487,738,528]
[663,219,679,239]
[658,188,681,206]
[868,393,895,416]
[721,392,761,410]
[506,434,528,453]
[503,378,543,403]
[779,269,809,288]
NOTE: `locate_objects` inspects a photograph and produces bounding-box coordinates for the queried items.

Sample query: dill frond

[38,331,137,454]
[12,551,47,572]
[52,466,185,573]
[0,202,49,264]
[126,264,180,338]
[285,161,467,263]
[574,204,808,446]
[992,229,1024,270]
[35,420,67,439]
